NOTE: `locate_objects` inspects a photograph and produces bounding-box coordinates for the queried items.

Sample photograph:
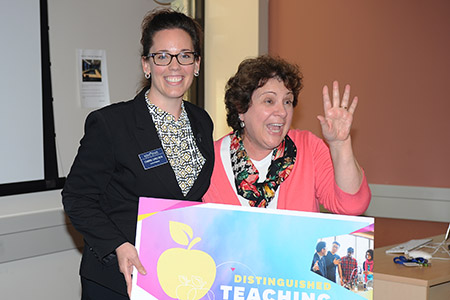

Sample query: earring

[194,71,199,77]
[145,72,151,79]
[240,120,245,128]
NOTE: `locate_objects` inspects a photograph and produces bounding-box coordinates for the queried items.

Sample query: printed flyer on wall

[131,197,374,300]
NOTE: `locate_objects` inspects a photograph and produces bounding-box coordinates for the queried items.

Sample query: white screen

[0,0,45,184]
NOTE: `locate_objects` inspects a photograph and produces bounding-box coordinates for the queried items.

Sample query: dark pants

[81,277,129,300]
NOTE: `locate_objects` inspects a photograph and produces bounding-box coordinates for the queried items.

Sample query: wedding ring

[341,106,348,109]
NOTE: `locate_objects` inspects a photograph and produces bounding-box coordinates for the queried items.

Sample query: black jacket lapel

[132,90,184,199]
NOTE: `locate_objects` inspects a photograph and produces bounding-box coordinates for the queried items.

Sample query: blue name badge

[138,148,168,170]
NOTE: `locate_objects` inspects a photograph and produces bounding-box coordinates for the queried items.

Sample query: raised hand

[317,80,363,194]
[317,81,358,145]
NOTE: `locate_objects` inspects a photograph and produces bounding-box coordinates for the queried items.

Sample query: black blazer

[62,89,214,295]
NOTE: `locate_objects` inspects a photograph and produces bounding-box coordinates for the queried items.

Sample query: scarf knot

[230,131,297,208]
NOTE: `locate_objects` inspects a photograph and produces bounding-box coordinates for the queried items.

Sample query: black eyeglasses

[146,51,198,66]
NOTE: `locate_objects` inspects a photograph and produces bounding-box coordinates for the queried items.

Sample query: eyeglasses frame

[145,51,199,66]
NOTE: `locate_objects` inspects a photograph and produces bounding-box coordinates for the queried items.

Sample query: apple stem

[188,237,201,250]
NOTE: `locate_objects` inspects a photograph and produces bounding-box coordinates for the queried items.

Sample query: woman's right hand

[318,81,357,145]
[116,242,147,297]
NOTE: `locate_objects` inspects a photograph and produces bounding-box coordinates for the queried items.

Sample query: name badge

[138,148,168,170]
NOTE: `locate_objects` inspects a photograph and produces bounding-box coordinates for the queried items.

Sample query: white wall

[51,0,159,177]
[2,249,83,300]
[0,1,158,299]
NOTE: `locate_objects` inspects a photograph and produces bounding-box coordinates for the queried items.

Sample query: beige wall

[204,0,262,139]
[269,0,450,188]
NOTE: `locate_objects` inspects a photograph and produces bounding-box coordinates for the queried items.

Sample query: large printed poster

[131,198,374,300]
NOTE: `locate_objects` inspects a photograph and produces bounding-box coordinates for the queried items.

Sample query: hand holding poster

[131,198,374,300]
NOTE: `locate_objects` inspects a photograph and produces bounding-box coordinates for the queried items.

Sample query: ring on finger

[340,106,348,110]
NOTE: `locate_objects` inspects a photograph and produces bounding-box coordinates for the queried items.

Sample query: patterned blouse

[145,90,205,196]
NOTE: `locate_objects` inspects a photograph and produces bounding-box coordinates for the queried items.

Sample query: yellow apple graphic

[157,221,216,300]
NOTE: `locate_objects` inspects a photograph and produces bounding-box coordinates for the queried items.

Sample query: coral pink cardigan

[203,130,371,215]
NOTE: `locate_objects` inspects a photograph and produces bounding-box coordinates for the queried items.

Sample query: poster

[131,198,374,300]
[77,49,110,108]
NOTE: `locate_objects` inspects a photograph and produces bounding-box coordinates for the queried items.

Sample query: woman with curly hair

[203,55,370,213]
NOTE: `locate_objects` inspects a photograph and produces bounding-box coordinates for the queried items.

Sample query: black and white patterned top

[145,90,205,196]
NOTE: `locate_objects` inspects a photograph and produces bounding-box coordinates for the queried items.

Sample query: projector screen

[0,0,64,196]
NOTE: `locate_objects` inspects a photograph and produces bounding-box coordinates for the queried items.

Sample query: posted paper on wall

[77,49,110,108]
[132,198,374,300]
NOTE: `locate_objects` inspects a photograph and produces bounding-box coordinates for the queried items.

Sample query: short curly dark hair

[225,55,303,132]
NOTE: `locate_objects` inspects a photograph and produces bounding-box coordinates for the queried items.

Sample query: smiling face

[142,28,200,107]
[239,78,294,160]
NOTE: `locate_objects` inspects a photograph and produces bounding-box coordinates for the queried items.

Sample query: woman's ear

[141,56,151,76]
[194,56,201,74]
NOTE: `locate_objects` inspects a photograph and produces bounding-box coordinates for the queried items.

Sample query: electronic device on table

[385,238,433,254]
[427,223,450,259]
[386,224,450,260]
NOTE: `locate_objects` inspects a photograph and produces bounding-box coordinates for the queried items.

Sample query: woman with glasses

[62,8,214,299]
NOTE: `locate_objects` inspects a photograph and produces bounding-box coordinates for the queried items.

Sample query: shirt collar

[145,89,188,124]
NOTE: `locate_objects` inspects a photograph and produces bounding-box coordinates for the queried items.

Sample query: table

[373,234,450,300]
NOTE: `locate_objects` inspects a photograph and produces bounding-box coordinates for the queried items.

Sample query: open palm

[317,81,358,144]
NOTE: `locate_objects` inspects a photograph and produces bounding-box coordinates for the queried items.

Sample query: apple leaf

[169,221,193,246]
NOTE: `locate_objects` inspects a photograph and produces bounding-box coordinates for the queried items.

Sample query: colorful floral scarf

[230,131,297,208]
